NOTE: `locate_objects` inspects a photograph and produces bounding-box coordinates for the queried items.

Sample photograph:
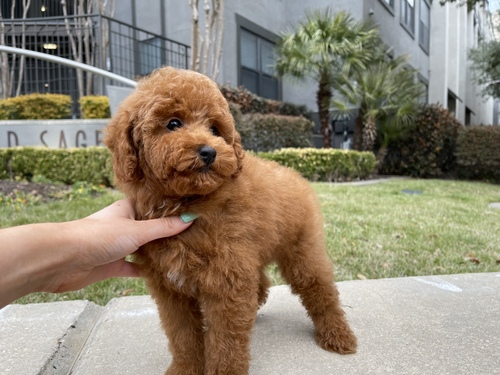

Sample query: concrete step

[1,273,499,374]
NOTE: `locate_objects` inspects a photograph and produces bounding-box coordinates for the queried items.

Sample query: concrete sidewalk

[1,273,499,374]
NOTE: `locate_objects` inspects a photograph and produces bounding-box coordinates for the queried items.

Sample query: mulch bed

[0,180,71,202]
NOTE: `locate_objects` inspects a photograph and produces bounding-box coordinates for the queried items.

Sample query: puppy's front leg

[200,287,259,375]
[151,288,205,375]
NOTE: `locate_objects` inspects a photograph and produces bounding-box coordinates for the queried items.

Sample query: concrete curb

[1,273,499,374]
[0,301,102,375]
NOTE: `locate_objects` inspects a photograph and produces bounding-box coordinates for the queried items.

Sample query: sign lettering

[0,120,108,148]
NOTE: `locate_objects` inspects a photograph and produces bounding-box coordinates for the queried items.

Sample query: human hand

[45,199,195,293]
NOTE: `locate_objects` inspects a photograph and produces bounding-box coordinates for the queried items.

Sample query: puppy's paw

[316,325,357,354]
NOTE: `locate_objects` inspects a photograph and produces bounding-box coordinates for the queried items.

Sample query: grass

[315,179,500,282]
[3,179,500,305]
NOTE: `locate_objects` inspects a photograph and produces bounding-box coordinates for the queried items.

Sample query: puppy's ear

[104,109,143,184]
[232,130,245,177]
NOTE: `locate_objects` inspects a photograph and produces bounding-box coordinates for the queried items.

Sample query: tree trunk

[362,115,377,151]
[316,73,332,148]
[189,0,224,79]
[15,0,32,97]
[352,107,365,151]
[189,0,201,71]
[0,7,10,99]
[375,145,388,172]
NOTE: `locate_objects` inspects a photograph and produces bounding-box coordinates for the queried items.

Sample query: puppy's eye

[210,126,221,137]
[167,118,183,131]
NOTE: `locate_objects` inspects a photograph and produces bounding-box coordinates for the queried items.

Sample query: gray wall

[114,0,496,125]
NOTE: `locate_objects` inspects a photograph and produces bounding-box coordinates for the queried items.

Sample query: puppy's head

[105,67,244,197]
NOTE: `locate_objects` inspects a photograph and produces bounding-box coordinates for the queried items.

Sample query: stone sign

[0,119,109,148]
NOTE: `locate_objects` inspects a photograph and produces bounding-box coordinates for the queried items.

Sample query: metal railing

[0,14,190,116]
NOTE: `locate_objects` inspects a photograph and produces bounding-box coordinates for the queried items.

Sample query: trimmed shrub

[228,102,244,132]
[219,85,310,118]
[239,113,313,152]
[3,147,113,186]
[0,93,72,120]
[1,146,375,186]
[380,104,463,177]
[79,96,111,119]
[0,148,14,179]
[259,148,377,182]
[456,126,500,183]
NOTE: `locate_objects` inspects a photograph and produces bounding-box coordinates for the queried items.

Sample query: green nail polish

[180,212,200,223]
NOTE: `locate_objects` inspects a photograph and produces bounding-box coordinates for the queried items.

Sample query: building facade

[112,0,496,126]
[1,0,497,128]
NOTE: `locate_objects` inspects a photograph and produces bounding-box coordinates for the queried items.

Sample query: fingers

[134,216,194,246]
[87,199,136,220]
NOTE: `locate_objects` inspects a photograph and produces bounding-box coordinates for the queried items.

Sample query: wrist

[0,222,76,306]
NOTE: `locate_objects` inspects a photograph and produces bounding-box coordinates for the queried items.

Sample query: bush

[228,102,244,132]
[0,148,14,179]
[0,93,72,120]
[259,148,377,182]
[1,146,376,186]
[79,96,111,119]
[238,113,313,152]
[2,147,113,186]
[219,85,310,118]
[380,104,463,177]
[456,126,500,183]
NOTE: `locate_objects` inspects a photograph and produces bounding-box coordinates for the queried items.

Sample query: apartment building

[1,0,497,127]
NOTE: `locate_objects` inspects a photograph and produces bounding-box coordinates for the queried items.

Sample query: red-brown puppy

[105,66,356,375]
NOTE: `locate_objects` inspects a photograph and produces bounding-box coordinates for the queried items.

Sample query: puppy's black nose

[197,145,217,166]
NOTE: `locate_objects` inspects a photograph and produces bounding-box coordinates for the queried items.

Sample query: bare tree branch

[190,0,224,79]
[15,0,31,97]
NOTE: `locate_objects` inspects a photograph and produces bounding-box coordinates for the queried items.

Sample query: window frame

[236,14,281,100]
[378,0,395,15]
[400,0,416,37]
[419,0,431,54]
[418,73,429,105]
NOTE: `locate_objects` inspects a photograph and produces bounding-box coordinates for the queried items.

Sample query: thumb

[133,215,196,246]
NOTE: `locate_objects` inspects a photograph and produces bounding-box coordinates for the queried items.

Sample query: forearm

[0,222,75,308]
[0,199,194,308]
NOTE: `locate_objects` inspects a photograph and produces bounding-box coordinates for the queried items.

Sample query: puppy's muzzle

[197,145,217,166]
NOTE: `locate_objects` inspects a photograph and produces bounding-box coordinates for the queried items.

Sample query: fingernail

[180,212,200,223]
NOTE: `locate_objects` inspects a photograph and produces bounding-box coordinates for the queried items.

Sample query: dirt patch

[0,180,71,202]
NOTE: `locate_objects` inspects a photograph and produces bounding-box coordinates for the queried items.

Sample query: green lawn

[3,179,499,305]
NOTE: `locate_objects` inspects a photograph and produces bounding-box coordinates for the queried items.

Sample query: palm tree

[332,53,424,163]
[275,9,380,148]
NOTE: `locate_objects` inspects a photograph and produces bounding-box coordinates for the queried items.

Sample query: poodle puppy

[105,66,357,375]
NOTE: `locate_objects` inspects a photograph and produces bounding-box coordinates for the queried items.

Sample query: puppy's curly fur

[105,67,357,375]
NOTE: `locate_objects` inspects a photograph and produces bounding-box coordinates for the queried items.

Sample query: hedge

[79,96,111,119]
[380,104,462,178]
[259,148,377,182]
[455,126,500,183]
[238,113,314,152]
[0,147,113,186]
[0,93,72,120]
[0,146,376,185]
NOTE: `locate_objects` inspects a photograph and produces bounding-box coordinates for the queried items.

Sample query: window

[401,0,415,35]
[419,0,430,53]
[447,90,457,115]
[239,25,279,100]
[465,107,473,126]
[139,37,163,76]
[379,0,395,11]
[418,74,429,104]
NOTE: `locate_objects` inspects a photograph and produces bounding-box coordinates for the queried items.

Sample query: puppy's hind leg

[276,240,357,354]
[258,268,271,306]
